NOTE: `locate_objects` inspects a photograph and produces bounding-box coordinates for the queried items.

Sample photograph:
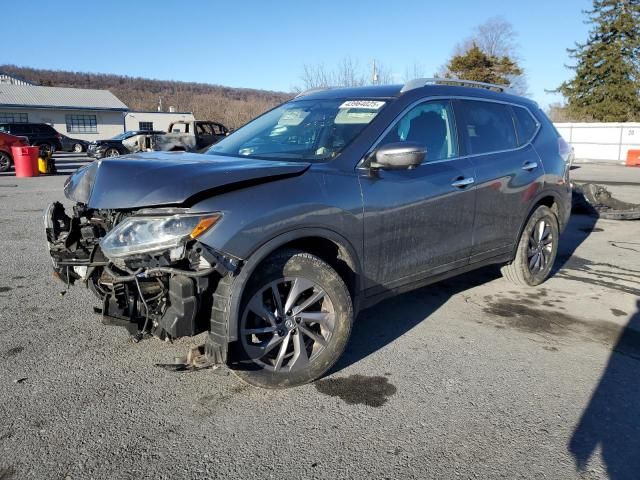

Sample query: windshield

[207,99,386,161]
[111,131,138,141]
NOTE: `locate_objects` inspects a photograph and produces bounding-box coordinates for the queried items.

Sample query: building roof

[0,83,128,111]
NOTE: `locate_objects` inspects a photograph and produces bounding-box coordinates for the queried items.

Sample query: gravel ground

[1,169,639,480]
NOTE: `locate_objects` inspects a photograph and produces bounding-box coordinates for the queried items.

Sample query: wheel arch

[224,228,363,342]
[510,191,562,262]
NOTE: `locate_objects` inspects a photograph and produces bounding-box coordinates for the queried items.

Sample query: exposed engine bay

[45,201,237,343]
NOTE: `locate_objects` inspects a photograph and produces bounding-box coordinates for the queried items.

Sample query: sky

[2,0,593,108]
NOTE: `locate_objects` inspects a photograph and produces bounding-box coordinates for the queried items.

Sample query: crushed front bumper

[44,201,238,348]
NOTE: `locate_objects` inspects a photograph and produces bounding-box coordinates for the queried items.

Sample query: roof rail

[294,87,333,98]
[400,78,509,94]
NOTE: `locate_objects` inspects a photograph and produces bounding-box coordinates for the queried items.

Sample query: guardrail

[554,122,640,164]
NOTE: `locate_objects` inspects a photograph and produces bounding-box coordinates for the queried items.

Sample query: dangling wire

[133,275,150,342]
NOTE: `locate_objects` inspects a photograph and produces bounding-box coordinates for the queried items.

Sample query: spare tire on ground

[572,182,640,220]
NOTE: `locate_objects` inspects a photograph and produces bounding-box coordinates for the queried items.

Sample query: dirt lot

[1,161,639,479]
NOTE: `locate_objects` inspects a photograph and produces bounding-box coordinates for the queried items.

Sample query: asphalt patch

[483,299,635,348]
[611,308,628,317]
[315,374,397,407]
[2,346,24,359]
[0,466,15,480]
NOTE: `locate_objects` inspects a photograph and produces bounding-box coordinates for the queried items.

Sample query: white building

[124,111,195,133]
[0,83,128,141]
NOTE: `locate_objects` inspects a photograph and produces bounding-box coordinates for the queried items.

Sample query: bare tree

[402,62,426,82]
[439,17,529,96]
[299,57,399,90]
[473,16,519,58]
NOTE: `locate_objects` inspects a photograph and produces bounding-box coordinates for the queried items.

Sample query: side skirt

[359,252,511,311]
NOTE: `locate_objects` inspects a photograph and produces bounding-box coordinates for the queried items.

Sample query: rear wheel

[230,250,353,389]
[0,151,11,172]
[501,205,559,286]
[104,148,120,157]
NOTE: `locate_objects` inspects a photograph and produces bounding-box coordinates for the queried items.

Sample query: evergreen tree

[444,44,523,86]
[558,0,640,121]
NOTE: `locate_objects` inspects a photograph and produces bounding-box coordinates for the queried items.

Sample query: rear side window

[512,106,539,145]
[10,124,30,135]
[458,100,517,155]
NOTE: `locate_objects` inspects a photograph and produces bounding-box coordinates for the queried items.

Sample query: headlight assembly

[100,212,221,259]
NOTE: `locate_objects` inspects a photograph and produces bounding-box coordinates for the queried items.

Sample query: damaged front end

[45,201,238,345]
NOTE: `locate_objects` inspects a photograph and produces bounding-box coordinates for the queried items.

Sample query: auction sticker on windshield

[339,100,386,110]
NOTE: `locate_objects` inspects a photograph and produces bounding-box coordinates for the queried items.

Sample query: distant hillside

[1,65,293,129]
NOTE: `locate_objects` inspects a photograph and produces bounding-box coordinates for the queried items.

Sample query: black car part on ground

[45,201,238,343]
[572,182,640,220]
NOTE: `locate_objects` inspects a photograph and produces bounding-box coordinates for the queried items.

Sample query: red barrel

[11,146,40,177]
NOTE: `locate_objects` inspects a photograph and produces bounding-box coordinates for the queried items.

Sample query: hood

[92,139,122,145]
[64,151,311,209]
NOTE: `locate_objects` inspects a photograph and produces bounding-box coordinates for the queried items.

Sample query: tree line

[4,1,638,125]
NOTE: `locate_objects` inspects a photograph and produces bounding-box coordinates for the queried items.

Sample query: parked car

[45,79,572,388]
[60,134,89,153]
[124,121,229,153]
[0,122,62,153]
[0,132,28,172]
[87,130,166,159]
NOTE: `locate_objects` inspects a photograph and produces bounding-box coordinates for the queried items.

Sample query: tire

[501,205,559,287]
[104,148,120,157]
[228,249,353,389]
[0,151,11,172]
[39,143,52,155]
[73,143,84,153]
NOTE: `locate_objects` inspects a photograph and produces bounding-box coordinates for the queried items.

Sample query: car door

[195,122,216,149]
[359,99,476,293]
[454,99,543,262]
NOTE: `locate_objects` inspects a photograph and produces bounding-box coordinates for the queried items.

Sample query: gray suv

[45,79,572,388]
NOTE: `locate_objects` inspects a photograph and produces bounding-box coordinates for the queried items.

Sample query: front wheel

[501,205,559,286]
[0,151,11,172]
[73,143,84,153]
[104,148,120,157]
[230,250,353,389]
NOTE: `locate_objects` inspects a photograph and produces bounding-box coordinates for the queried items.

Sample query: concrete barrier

[553,122,640,164]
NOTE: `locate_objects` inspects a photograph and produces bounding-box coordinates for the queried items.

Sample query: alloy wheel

[240,277,335,372]
[527,219,553,274]
[73,143,83,153]
[105,148,120,157]
[0,153,10,172]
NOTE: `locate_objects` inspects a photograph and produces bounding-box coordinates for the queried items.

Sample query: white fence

[554,122,640,164]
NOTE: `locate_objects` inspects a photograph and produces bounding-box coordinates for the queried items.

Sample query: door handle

[451,177,475,188]
[522,161,538,171]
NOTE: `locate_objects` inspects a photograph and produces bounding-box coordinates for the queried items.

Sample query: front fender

[221,227,363,342]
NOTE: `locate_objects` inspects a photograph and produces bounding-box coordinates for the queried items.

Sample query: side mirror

[370,142,426,170]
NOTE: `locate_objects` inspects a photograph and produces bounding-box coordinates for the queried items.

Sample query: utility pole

[372,60,379,85]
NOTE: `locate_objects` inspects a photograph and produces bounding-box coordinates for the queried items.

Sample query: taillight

[558,136,572,164]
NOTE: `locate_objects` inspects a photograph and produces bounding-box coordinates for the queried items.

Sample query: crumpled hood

[64,151,310,209]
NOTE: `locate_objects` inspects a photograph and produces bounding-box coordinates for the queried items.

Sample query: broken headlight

[100,212,221,259]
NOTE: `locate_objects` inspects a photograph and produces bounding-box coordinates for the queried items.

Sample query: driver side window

[379,100,457,162]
